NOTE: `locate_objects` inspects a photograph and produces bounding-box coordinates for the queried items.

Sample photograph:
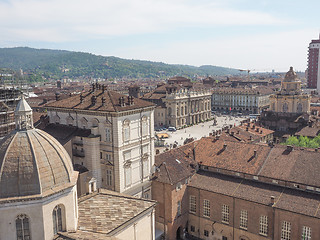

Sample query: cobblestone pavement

[157,115,248,148]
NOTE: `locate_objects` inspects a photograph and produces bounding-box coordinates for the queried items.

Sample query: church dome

[284,66,299,82]
[0,96,77,200]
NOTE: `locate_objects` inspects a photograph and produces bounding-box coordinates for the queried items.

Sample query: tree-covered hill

[0,47,240,81]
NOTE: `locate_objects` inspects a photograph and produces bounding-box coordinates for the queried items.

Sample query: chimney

[270,196,275,206]
[223,144,227,149]
[55,92,60,101]
[92,83,95,92]
[80,94,84,103]
[230,131,234,136]
[246,127,249,131]
[249,136,253,141]
[286,145,293,152]
[237,130,240,134]
[102,84,106,92]
[91,95,97,105]
[253,150,257,157]
[119,97,125,107]
[101,97,106,106]
[252,125,255,129]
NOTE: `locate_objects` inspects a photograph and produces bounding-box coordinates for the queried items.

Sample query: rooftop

[56,190,156,239]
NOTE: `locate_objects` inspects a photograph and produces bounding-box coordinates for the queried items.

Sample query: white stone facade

[0,186,78,240]
[211,88,271,114]
[47,107,155,198]
[164,89,212,128]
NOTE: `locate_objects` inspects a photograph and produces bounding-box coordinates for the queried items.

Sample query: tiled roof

[212,87,273,95]
[295,126,320,138]
[189,171,320,218]
[155,137,320,187]
[76,190,155,235]
[45,90,155,112]
[42,124,91,145]
[154,143,197,184]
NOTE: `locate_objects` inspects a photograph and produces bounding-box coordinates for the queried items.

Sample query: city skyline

[1,0,320,72]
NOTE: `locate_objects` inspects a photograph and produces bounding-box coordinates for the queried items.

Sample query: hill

[0,47,240,81]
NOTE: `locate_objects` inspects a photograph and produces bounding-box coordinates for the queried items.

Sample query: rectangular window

[106,169,112,186]
[240,210,248,230]
[189,195,196,214]
[281,221,291,240]
[302,226,311,240]
[143,160,149,178]
[204,230,209,237]
[190,225,195,232]
[123,126,130,142]
[106,154,111,161]
[259,215,268,236]
[125,167,131,187]
[106,127,111,142]
[222,204,230,224]
[142,121,148,136]
[124,150,131,161]
[203,199,210,218]
[222,236,228,240]
[177,201,181,216]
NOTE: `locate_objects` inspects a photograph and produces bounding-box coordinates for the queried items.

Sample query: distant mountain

[0,47,240,81]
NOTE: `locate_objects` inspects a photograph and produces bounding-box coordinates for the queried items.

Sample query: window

[203,199,210,218]
[142,116,148,136]
[189,195,196,213]
[190,225,195,232]
[222,204,230,224]
[281,221,291,240]
[123,120,130,142]
[142,145,149,178]
[106,169,112,186]
[124,166,131,187]
[259,215,268,236]
[204,229,209,237]
[222,236,228,240]
[302,226,311,240]
[176,182,182,191]
[240,210,248,230]
[106,127,111,142]
[16,214,31,240]
[177,201,181,216]
[53,205,64,235]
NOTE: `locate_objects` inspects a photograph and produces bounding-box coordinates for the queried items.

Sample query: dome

[284,66,299,82]
[0,96,77,200]
[0,129,77,199]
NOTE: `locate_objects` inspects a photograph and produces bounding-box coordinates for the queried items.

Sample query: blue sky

[1,0,319,72]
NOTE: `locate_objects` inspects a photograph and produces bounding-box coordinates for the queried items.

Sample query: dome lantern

[15,95,33,130]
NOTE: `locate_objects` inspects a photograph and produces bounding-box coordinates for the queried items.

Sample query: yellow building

[270,67,310,114]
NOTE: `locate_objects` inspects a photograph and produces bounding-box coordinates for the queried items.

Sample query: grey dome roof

[0,128,77,199]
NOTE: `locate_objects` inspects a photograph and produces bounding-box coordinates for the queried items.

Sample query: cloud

[0,0,289,42]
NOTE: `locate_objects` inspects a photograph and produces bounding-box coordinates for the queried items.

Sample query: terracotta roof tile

[45,90,155,112]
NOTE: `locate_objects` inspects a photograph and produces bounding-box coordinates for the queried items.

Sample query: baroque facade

[141,77,212,128]
[260,67,311,132]
[211,87,272,114]
[44,84,156,198]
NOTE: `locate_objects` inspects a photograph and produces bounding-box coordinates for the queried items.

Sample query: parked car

[168,127,177,132]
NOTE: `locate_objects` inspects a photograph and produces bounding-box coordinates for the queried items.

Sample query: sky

[1,0,320,72]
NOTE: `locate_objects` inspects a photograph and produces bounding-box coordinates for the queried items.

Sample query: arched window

[80,117,88,129]
[92,118,99,127]
[66,116,74,126]
[282,102,288,113]
[297,103,303,113]
[16,214,31,240]
[52,205,64,235]
[168,107,172,116]
[123,119,130,142]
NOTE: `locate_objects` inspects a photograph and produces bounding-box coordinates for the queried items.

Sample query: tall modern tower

[307,34,320,90]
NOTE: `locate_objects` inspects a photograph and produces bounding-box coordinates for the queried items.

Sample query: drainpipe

[233,197,235,240]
